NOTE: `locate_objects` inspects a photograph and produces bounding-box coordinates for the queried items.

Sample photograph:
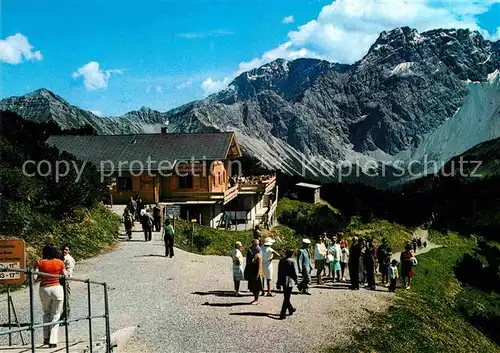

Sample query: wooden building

[295,182,321,203]
[46,132,277,228]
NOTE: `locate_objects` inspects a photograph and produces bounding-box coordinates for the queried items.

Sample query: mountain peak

[25,88,67,103]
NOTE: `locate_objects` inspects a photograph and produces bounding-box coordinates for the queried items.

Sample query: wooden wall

[210,161,228,193]
[112,174,159,204]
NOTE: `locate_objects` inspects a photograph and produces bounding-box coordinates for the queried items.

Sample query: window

[179,175,193,189]
[117,177,132,191]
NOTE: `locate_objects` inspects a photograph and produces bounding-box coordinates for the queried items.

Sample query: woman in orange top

[34,245,67,348]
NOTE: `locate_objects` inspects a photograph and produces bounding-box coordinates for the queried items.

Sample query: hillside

[0,111,121,280]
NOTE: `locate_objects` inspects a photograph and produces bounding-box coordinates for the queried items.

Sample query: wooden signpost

[0,239,26,285]
[0,239,26,346]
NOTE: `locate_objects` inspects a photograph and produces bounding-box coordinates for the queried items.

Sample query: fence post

[63,280,70,353]
[28,269,35,353]
[7,286,12,346]
[87,280,93,353]
[103,284,112,353]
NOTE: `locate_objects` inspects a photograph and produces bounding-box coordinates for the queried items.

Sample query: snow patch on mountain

[390,62,415,76]
[487,69,500,83]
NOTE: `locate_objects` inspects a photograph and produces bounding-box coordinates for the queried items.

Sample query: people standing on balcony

[163,219,175,257]
[59,245,75,323]
[34,245,67,349]
[232,241,244,296]
[297,239,312,295]
[262,237,280,297]
[153,203,162,232]
[141,208,153,242]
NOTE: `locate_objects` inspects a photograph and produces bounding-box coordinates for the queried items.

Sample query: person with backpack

[163,219,175,257]
[141,208,153,242]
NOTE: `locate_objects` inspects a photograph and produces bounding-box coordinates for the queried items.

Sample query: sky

[1,0,499,116]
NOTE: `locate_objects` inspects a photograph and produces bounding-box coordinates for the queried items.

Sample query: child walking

[388,259,398,292]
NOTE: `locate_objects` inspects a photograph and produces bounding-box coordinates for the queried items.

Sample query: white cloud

[177,79,193,89]
[156,85,163,93]
[72,61,123,91]
[0,33,43,64]
[282,15,295,24]
[90,110,104,117]
[201,77,231,95]
[201,0,499,95]
[244,0,500,68]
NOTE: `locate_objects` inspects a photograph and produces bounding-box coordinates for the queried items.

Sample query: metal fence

[0,266,113,353]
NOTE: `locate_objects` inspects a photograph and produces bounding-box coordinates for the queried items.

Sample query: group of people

[33,244,76,348]
[412,236,427,253]
[232,237,297,319]
[231,231,420,319]
[123,200,176,257]
[123,196,162,241]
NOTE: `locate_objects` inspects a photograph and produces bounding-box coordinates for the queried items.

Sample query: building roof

[296,182,322,189]
[46,132,241,172]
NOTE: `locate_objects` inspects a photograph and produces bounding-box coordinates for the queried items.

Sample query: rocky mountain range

[1,26,499,186]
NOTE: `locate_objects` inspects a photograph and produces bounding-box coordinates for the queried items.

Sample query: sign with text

[0,239,26,285]
[166,205,181,217]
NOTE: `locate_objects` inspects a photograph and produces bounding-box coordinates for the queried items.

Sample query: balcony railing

[237,175,276,193]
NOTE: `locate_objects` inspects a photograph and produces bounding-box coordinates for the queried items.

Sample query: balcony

[161,175,276,204]
[236,175,276,194]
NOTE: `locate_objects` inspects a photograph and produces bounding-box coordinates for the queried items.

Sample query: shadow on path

[135,254,167,258]
[229,312,282,320]
[314,284,351,290]
[202,302,250,307]
[192,290,243,297]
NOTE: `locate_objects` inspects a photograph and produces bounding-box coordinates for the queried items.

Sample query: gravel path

[1,223,396,353]
[391,228,441,261]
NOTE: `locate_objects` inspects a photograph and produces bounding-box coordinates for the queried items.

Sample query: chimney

[161,120,169,134]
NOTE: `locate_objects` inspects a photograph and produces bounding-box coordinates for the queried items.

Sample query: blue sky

[1,0,499,116]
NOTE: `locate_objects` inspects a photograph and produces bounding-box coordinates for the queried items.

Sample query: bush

[276,198,345,238]
[345,218,414,252]
[172,219,303,257]
[0,112,119,293]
